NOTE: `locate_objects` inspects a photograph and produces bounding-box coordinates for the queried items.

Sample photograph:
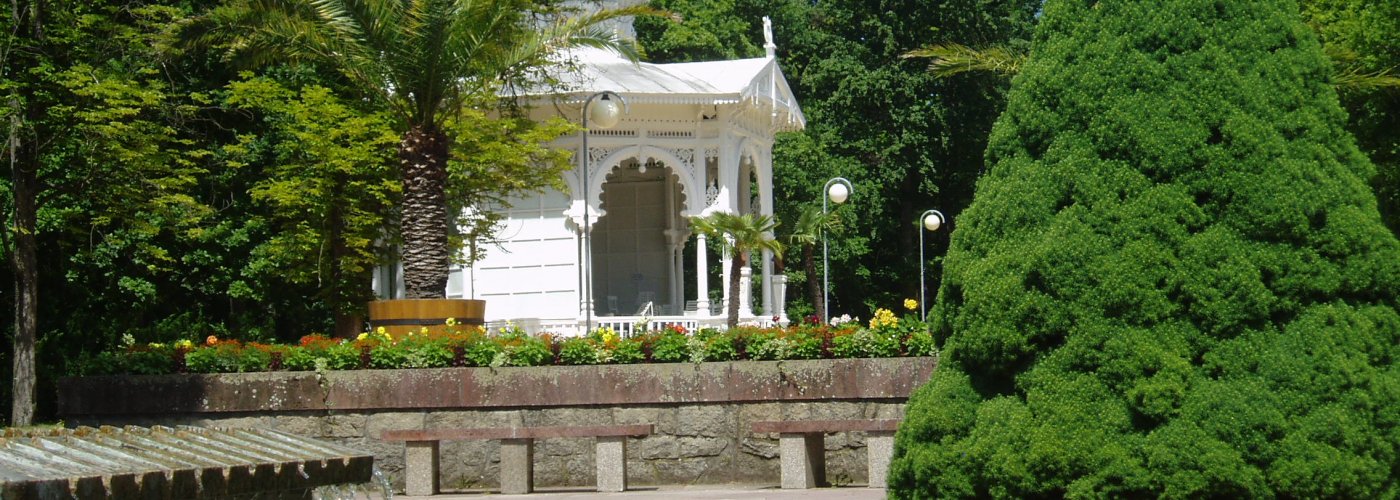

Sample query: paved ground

[395,485,886,499]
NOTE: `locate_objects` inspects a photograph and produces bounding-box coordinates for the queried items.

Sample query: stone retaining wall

[58,357,935,491]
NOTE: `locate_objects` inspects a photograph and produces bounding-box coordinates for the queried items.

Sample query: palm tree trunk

[727,252,744,328]
[804,244,822,323]
[398,124,451,299]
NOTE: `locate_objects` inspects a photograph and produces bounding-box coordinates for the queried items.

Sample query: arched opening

[592,158,689,316]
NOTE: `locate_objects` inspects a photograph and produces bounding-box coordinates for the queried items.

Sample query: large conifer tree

[890,0,1400,497]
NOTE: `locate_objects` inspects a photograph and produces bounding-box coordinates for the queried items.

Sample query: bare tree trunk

[397,125,450,299]
[8,0,41,427]
[326,176,362,338]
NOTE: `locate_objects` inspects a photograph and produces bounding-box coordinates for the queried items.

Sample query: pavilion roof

[522,48,806,132]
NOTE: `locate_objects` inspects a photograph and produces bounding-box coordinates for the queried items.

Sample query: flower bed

[76,306,937,376]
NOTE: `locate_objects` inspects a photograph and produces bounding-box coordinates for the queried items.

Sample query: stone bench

[381,424,652,495]
[751,419,901,489]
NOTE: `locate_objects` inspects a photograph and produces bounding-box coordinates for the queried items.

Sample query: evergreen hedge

[890,0,1400,497]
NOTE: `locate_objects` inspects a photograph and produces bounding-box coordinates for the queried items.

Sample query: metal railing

[486,315,782,337]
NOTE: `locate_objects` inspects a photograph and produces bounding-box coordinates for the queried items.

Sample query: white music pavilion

[382,19,804,334]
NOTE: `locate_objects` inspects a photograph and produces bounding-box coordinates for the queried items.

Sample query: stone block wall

[58,358,933,491]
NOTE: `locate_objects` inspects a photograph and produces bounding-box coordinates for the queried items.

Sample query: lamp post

[918,209,946,322]
[581,91,628,334]
[822,177,852,323]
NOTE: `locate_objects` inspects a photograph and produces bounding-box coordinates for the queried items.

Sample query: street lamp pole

[918,209,946,322]
[822,177,852,323]
[581,91,627,334]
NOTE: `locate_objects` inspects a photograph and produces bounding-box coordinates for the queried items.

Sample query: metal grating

[0,425,373,499]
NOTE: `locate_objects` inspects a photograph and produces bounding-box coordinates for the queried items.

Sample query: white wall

[466,187,578,322]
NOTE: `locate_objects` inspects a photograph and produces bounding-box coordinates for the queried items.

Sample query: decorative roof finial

[763,16,776,58]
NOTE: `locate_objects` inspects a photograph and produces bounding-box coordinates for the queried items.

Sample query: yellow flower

[174,339,194,349]
[376,326,387,335]
[445,317,457,326]
[356,332,368,341]
[869,308,899,329]
[903,298,918,311]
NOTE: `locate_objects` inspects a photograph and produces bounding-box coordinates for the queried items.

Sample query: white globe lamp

[827,182,849,204]
[923,212,943,232]
[589,96,622,129]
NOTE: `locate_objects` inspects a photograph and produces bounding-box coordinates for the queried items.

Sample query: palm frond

[313,0,404,55]
[902,42,1025,79]
[1333,64,1400,93]
[182,0,408,119]
[692,212,783,259]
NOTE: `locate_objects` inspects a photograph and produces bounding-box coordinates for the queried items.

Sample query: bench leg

[404,441,439,496]
[499,438,534,494]
[595,436,628,492]
[779,432,826,489]
[866,431,895,489]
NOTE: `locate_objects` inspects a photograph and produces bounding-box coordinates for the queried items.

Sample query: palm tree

[191,0,659,298]
[690,212,783,329]
[786,205,839,323]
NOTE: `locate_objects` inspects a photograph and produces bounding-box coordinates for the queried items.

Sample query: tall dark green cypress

[889,0,1400,497]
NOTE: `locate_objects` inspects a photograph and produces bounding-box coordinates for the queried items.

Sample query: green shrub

[80,318,943,376]
[499,334,551,367]
[695,328,739,361]
[891,0,1400,497]
[558,337,598,365]
[400,342,452,368]
[369,343,407,369]
[186,343,272,373]
[610,338,646,364]
[648,330,690,362]
[462,339,501,367]
[281,346,318,371]
[905,331,936,357]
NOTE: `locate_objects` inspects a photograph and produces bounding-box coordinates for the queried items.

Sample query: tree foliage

[441,107,575,267]
[890,0,1400,497]
[1300,0,1400,235]
[0,0,596,423]
[2,1,221,425]
[191,0,656,299]
[223,76,400,329]
[637,0,1040,319]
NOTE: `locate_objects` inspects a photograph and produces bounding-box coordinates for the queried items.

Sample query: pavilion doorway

[592,159,689,316]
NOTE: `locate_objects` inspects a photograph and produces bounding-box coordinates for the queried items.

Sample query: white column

[773,274,789,326]
[673,245,685,315]
[721,241,733,315]
[757,143,777,321]
[578,226,589,319]
[695,233,710,315]
[739,263,753,318]
[761,249,773,317]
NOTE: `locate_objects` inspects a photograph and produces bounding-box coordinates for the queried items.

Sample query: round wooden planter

[367,299,486,336]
